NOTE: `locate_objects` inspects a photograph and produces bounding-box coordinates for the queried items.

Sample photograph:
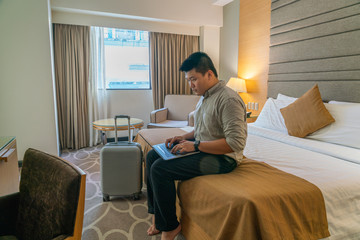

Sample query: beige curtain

[53,24,90,150]
[89,26,108,147]
[149,32,199,109]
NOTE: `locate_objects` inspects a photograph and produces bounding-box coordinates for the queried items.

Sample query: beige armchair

[147,94,201,128]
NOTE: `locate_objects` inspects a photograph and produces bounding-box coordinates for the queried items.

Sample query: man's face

[185,68,211,96]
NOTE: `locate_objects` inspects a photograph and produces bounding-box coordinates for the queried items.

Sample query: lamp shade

[226,77,247,93]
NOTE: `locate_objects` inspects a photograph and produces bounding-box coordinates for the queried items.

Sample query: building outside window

[104,28,150,90]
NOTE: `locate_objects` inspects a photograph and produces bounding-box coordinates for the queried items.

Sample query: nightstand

[247,115,258,123]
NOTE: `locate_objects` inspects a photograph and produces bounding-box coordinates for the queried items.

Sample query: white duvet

[245,124,360,240]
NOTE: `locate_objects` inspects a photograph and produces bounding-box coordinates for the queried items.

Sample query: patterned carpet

[61,145,185,240]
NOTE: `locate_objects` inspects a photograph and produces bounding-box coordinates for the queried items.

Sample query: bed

[134,1,360,238]
[135,95,360,240]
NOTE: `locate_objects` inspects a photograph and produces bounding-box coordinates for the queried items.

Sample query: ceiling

[212,0,234,6]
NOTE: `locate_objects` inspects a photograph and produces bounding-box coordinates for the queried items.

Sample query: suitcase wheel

[103,194,110,202]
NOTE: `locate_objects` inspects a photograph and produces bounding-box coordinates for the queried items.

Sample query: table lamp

[226,77,247,93]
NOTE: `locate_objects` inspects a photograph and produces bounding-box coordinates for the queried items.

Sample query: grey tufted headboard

[268,0,360,103]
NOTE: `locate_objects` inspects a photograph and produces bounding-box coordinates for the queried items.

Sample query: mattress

[246,124,360,240]
[135,125,360,239]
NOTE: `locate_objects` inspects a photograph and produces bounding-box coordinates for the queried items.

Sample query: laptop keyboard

[157,143,178,159]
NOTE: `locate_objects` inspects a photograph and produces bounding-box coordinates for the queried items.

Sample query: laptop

[152,143,200,161]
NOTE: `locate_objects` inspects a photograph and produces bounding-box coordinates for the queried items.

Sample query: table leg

[130,128,134,143]
[101,131,107,145]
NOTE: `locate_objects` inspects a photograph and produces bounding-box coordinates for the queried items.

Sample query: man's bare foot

[147,215,161,236]
[147,224,161,235]
[161,224,181,240]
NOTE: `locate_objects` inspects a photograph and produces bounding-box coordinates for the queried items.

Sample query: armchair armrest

[187,110,196,126]
[0,192,20,236]
[150,108,168,123]
[55,234,69,240]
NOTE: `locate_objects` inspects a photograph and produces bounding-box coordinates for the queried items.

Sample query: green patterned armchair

[0,148,86,240]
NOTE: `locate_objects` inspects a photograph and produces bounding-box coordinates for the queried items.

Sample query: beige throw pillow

[280,85,335,138]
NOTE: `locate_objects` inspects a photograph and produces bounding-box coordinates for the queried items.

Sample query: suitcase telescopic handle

[114,115,131,143]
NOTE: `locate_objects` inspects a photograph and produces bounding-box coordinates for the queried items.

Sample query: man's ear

[207,70,214,78]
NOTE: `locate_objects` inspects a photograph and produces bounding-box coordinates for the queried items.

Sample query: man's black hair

[179,51,218,78]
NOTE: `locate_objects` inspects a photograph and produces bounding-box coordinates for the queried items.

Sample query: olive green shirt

[194,80,247,163]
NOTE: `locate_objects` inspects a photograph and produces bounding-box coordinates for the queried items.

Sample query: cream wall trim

[200,26,221,72]
[48,2,60,156]
[212,0,234,7]
[219,0,240,82]
[52,11,200,36]
[268,0,360,102]
[0,0,59,158]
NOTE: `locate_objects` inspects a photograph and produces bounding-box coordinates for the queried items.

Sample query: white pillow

[328,100,360,105]
[253,97,296,133]
[276,93,298,103]
[307,103,360,149]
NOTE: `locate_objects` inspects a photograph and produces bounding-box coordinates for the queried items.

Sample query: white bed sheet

[245,124,360,240]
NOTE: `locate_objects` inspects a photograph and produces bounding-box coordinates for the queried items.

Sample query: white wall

[51,0,223,27]
[219,0,240,82]
[0,0,226,157]
[52,11,200,36]
[106,90,153,138]
[51,0,223,73]
[51,0,223,136]
[200,26,221,72]
[51,10,200,132]
[0,0,59,159]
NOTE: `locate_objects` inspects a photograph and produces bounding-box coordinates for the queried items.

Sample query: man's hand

[170,140,195,154]
[165,136,185,149]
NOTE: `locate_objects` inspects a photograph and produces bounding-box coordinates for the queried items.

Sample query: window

[104,28,150,90]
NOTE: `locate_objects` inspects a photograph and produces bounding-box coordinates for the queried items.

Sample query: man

[146,52,247,240]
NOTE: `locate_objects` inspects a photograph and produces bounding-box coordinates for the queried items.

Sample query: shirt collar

[203,80,225,98]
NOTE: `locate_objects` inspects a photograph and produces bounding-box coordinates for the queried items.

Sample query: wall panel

[268,0,360,102]
[237,0,271,115]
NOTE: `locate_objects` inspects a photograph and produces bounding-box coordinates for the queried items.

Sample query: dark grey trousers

[146,149,237,231]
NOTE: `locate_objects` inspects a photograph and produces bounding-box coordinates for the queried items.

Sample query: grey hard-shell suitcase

[100,115,143,201]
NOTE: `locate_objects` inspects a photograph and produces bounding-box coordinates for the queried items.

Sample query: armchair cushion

[164,95,200,121]
[148,95,200,128]
[147,120,188,128]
